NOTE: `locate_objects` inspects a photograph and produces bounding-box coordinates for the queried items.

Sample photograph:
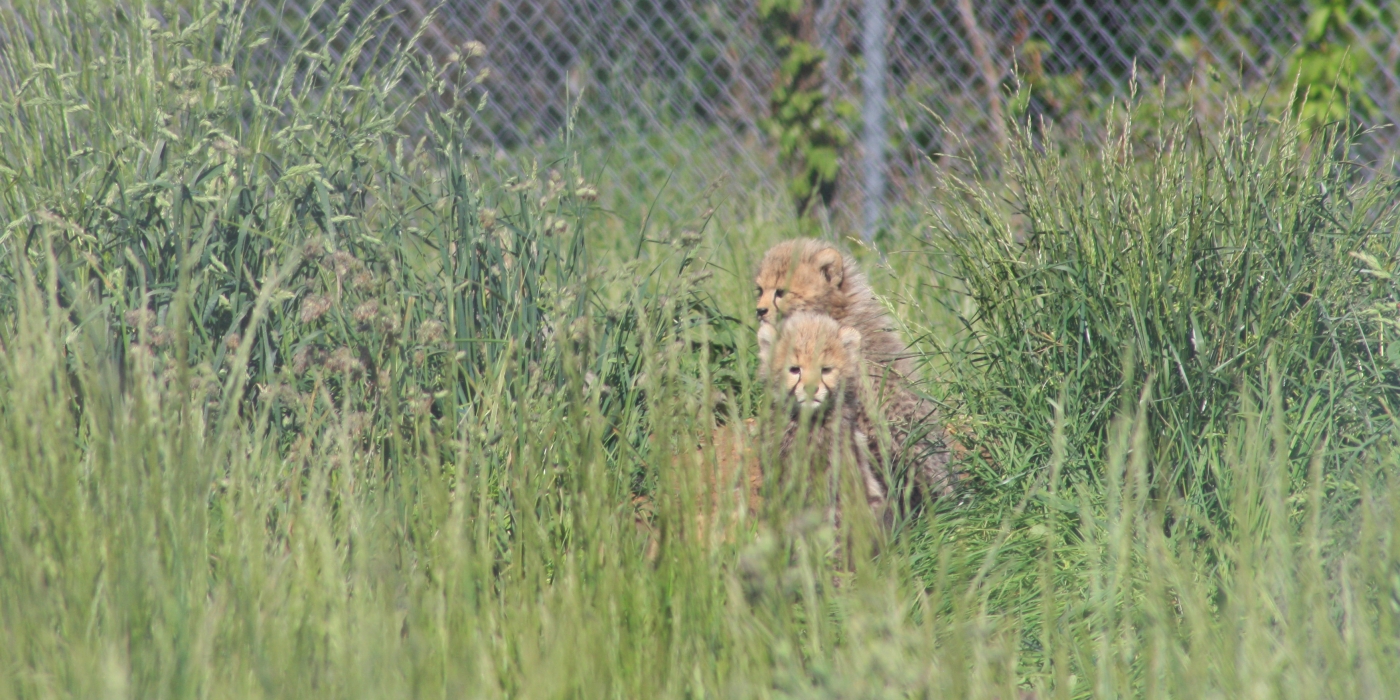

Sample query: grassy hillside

[2,1,1399,698]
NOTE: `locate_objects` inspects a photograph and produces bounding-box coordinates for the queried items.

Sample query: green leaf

[1305,7,1331,42]
[806,147,839,180]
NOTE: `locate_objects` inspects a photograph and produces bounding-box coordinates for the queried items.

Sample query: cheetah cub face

[754,240,846,325]
[757,312,862,414]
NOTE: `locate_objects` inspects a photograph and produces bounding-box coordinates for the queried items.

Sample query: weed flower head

[352,300,380,323]
[300,295,332,323]
[418,320,446,344]
[123,308,155,332]
[325,347,363,376]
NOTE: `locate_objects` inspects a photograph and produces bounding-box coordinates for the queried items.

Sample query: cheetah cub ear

[813,247,844,286]
[757,322,777,366]
[838,326,862,356]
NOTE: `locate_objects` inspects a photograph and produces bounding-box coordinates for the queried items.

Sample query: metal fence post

[860,0,886,242]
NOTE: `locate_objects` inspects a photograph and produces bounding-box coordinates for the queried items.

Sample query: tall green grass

[3,2,1400,698]
[930,106,1400,513]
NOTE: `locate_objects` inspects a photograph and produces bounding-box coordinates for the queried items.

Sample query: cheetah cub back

[756,311,888,520]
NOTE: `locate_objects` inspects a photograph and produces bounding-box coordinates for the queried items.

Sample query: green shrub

[931,105,1400,510]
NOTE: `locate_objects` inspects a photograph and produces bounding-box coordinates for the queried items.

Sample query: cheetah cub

[755,239,957,508]
[756,311,888,523]
[755,238,915,383]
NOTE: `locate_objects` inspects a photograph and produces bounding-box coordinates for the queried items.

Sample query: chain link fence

[261,0,1400,231]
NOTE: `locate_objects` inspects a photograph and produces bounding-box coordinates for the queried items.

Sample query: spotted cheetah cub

[756,312,887,522]
[755,239,957,508]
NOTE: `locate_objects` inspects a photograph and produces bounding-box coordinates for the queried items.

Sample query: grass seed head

[299,295,332,323]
